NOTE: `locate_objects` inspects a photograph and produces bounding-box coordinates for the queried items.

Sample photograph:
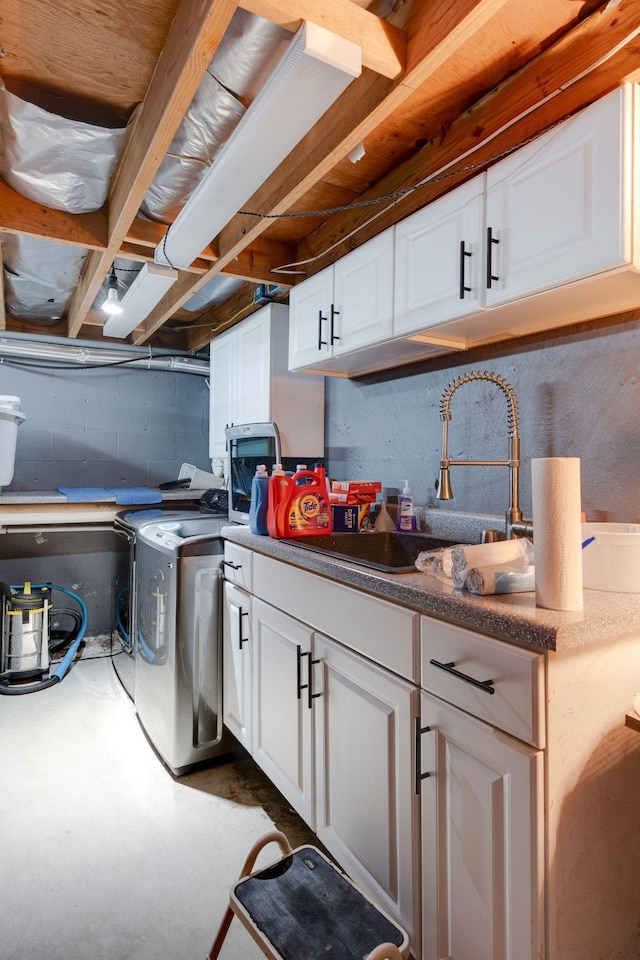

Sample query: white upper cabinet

[394,175,485,336]
[484,84,631,306]
[289,230,461,377]
[289,84,640,376]
[287,266,335,369]
[209,302,324,459]
[289,232,394,369]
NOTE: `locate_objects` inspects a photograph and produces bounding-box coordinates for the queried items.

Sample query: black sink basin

[280,531,455,573]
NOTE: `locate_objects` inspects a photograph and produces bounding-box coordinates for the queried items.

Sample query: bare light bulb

[102,267,122,315]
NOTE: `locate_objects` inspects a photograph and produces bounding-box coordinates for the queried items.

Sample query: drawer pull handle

[459,240,472,299]
[415,716,431,794]
[318,310,328,350]
[297,648,321,708]
[429,658,495,695]
[238,608,249,649]
[223,560,242,570]
[486,226,500,289]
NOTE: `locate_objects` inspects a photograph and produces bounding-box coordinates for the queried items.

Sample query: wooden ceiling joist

[65,0,238,338]
[293,0,640,270]
[236,0,408,78]
[0,240,6,331]
[211,0,513,277]
[0,179,108,251]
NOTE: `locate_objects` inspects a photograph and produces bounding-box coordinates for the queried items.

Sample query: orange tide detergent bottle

[268,465,332,538]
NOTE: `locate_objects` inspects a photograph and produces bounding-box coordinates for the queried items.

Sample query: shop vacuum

[0,581,88,694]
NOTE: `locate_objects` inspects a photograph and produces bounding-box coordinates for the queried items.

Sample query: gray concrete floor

[0,654,316,960]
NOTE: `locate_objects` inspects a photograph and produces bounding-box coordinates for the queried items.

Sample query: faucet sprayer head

[435,466,453,500]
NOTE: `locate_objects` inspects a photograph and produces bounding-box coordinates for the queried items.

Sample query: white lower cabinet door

[419,690,544,960]
[313,633,420,953]
[251,598,315,827]
[222,582,252,752]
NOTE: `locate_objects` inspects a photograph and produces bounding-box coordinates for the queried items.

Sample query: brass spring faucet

[435,371,533,540]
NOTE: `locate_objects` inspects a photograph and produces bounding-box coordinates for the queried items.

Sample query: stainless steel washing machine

[113,506,200,698]
[133,515,232,775]
[112,490,228,698]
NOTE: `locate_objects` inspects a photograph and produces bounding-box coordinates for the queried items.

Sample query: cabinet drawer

[223,542,253,591]
[253,554,419,682]
[421,617,545,748]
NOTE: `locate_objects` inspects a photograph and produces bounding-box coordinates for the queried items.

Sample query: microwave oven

[225,422,323,525]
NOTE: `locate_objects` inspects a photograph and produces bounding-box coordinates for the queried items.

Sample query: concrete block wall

[0,358,210,637]
[2,362,210,490]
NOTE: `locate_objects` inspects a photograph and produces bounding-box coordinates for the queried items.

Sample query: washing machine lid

[136,516,229,553]
[113,505,202,534]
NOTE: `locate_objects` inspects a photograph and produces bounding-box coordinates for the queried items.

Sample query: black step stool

[208,831,409,960]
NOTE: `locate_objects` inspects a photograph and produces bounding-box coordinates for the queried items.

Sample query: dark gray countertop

[221,525,640,653]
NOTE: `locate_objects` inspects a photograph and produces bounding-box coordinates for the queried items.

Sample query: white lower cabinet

[313,633,420,950]
[222,581,252,752]
[223,562,421,951]
[224,543,640,960]
[419,690,543,960]
[251,597,315,826]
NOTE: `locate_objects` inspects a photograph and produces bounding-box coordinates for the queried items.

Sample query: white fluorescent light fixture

[103,262,178,339]
[155,21,361,270]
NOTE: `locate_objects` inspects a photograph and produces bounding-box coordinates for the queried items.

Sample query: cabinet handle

[459,241,472,299]
[223,560,242,570]
[486,227,500,288]
[330,304,340,344]
[415,716,431,794]
[237,608,249,649]
[318,310,328,350]
[429,658,495,694]
[297,648,321,708]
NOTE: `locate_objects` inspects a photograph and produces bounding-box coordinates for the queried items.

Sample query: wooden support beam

[293,0,640,269]
[0,237,6,331]
[65,0,238,338]
[186,281,259,350]
[237,0,407,78]
[213,0,511,274]
[0,178,108,250]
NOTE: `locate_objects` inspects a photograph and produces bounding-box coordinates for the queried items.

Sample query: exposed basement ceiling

[1,0,639,351]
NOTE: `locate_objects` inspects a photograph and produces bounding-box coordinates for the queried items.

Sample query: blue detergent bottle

[249,464,270,535]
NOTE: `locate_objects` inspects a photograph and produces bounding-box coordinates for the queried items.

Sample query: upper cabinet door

[209,330,236,459]
[333,231,394,354]
[394,175,485,336]
[485,85,633,307]
[288,266,334,370]
[235,309,270,426]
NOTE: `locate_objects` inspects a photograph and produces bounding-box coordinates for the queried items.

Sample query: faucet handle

[481,528,505,543]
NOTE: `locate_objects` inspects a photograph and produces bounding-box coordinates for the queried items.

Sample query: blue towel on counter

[58,486,113,502]
[58,486,162,504]
[114,487,162,505]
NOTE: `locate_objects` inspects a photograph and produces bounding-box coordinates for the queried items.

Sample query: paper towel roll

[531,457,583,611]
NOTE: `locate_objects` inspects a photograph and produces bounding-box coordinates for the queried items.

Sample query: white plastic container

[0,396,25,487]
[177,462,224,490]
[581,522,640,593]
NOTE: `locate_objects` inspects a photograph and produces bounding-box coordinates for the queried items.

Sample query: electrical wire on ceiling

[239,117,570,276]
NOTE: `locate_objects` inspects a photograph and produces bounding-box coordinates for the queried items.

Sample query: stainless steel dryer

[133,515,232,775]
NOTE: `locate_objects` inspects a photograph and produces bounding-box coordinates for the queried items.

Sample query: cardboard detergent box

[331,480,382,495]
[330,503,371,532]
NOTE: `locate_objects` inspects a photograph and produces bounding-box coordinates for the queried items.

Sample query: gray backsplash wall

[324,310,640,525]
[1,360,210,636]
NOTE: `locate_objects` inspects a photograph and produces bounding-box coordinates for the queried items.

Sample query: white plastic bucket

[0,396,25,486]
[582,522,640,593]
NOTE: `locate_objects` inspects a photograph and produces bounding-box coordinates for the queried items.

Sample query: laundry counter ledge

[0,489,201,531]
[221,525,640,654]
